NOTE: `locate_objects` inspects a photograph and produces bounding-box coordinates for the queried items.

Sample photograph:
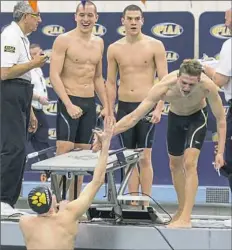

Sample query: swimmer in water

[19,117,114,250]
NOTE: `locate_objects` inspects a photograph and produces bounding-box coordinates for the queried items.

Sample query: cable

[111,208,175,250]
[121,192,174,250]
[89,191,175,249]
[152,226,175,250]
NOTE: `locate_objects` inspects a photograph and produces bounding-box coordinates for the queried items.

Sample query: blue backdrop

[1,11,227,186]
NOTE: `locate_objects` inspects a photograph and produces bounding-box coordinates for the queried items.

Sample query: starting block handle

[109,147,126,156]
[109,147,127,166]
[134,148,144,153]
[26,146,56,160]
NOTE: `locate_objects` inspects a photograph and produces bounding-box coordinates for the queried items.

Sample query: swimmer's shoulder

[200,73,220,94]
[111,37,127,47]
[92,34,103,41]
[143,34,165,47]
[91,34,103,44]
[52,31,74,48]
[57,30,74,38]
[107,38,126,54]
[157,70,178,89]
[19,214,36,229]
[91,35,104,49]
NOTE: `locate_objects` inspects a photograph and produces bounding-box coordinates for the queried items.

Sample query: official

[0,1,47,216]
[203,8,232,227]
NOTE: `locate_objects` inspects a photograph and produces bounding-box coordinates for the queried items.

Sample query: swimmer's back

[20,213,77,250]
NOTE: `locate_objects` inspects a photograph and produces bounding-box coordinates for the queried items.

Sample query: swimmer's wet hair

[76,0,97,14]
[179,59,203,77]
[122,5,143,17]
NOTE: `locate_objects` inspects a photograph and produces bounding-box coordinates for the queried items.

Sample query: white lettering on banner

[166,51,180,63]
[151,23,184,38]
[210,24,231,39]
[42,25,65,36]
[92,24,107,36]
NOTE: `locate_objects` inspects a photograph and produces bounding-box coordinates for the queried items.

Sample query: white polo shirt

[1,21,31,81]
[31,68,48,110]
[216,38,232,102]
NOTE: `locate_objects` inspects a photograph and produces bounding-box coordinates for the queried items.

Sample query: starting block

[32,148,165,224]
[117,195,150,203]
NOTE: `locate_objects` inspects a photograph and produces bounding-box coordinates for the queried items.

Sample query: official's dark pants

[220,101,232,192]
[29,108,50,161]
[0,79,33,206]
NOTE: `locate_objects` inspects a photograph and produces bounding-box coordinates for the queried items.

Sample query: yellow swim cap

[28,186,52,214]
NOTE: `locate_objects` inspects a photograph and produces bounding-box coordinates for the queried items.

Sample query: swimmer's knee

[56,141,74,155]
[139,148,152,167]
[169,154,184,172]
[183,148,200,171]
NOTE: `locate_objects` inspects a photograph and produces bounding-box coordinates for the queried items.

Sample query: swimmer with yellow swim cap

[19,116,114,250]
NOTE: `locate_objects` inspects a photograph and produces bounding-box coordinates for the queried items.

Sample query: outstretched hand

[92,116,114,151]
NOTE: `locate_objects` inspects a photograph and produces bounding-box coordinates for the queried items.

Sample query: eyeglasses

[29,13,41,18]
[18,11,41,18]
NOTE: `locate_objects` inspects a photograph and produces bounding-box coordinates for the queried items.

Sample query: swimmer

[94,59,226,228]
[19,117,114,250]
[50,0,108,200]
[106,4,168,206]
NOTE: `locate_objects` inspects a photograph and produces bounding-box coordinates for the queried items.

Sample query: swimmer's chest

[115,44,155,67]
[66,40,102,65]
[164,87,206,106]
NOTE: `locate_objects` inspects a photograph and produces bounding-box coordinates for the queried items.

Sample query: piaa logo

[92,24,107,36]
[45,77,53,88]
[166,51,179,63]
[48,128,57,140]
[43,101,57,116]
[151,23,184,38]
[42,25,65,36]
[210,24,231,39]
[117,26,126,36]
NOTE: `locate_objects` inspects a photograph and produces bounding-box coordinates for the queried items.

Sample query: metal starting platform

[30,147,165,223]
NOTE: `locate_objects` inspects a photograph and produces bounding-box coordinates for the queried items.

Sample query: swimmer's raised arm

[50,35,72,108]
[64,117,114,220]
[113,74,174,136]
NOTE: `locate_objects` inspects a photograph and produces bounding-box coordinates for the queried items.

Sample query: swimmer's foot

[170,210,183,223]
[167,219,192,229]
